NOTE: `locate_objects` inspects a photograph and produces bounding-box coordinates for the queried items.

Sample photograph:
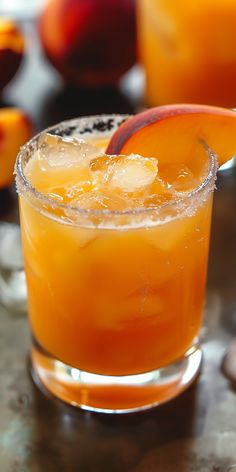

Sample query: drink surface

[19,130,212,376]
[138,0,236,107]
[25,133,207,212]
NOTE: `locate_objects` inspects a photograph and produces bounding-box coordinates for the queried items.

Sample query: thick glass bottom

[31,342,202,414]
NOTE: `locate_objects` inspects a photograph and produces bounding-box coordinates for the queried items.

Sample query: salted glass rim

[15,114,217,218]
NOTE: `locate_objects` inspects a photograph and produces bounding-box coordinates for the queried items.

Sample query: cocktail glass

[138,0,236,108]
[15,115,217,413]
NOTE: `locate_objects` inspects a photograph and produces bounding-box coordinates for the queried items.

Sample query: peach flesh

[106,104,236,167]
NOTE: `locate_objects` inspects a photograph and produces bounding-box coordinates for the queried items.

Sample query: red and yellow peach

[0,108,33,188]
[0,18,24,92]
[39,0,137,87]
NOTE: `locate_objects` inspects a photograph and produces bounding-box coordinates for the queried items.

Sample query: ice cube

[89,154,119,173]
[172,165,196,192]
[71,191,107,210]
[160,164,196,193]
[89,154,119,188]
[108,154,158,193]
[38,133,103,170]
[70,190,129,211]
[144,177,174,207]
[146,215,194,252]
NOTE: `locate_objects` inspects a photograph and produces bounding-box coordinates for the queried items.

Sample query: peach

[39,0,137,87]
[0,108,33,188]
[0,18,24,91]
[107,104,236,167]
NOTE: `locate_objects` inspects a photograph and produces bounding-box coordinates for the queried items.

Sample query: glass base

[31,343,202,414]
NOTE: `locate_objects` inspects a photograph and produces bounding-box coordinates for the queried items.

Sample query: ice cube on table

[38,133,103,170]
[108,154,158,193]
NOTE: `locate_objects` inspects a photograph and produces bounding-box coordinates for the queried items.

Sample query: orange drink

[16,114,217,412]
[138,0,236,107]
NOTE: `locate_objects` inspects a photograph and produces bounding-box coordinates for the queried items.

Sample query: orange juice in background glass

[15,114,217,413]
[138,0,236,107]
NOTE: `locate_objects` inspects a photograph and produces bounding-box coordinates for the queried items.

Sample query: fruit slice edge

[106,104,236,167]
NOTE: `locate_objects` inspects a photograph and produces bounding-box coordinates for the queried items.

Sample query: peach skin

[0,108,33,188]
[39,0,137,87]
[0,18,24,91]
[107,104,236,167]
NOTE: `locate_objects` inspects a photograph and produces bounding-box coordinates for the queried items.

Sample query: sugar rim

[15,114,217,219]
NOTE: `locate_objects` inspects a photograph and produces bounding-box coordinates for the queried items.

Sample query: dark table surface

[1,22,236,472]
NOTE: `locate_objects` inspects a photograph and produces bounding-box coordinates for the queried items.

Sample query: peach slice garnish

[106,104,236,168]
[0,108,33,188]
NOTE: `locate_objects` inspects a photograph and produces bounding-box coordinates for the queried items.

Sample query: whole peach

[0,18,24,91]
[0,108,33,188]
[39,0,137,87]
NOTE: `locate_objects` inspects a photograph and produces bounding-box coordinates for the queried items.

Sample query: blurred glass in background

[138,0,236,108]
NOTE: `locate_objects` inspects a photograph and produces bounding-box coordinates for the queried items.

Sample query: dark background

[1,20,236,472]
